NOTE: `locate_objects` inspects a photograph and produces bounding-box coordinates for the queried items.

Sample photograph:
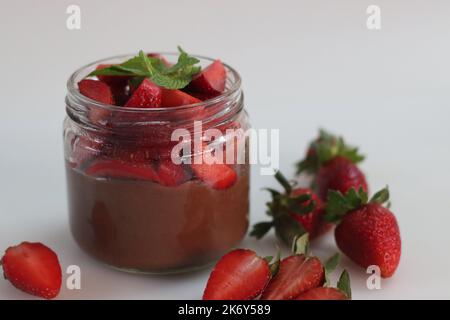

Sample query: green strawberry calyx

[322,253,352,299]
[337,269,352,299]
[325,186,390,223]
[296,129,365,175]
[324,253,340,286]
[250,171,316,246]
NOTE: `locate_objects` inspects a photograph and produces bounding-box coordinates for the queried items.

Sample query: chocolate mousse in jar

[63,50,250,273]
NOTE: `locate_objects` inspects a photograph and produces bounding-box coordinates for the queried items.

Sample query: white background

[0,0,449,299]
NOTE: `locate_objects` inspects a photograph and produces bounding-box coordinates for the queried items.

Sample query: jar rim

[66,52,242,114]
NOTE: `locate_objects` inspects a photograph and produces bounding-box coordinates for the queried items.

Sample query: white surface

[0,0,449,299]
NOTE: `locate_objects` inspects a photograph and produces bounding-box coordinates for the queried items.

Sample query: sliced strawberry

[189,143,238,189]
[186,60,226,95]
[86,159,159,181]
[161,89,201,107]
[260,255,324,300]
[296,287,348,300]
[78,79,114,124]
[203,249,270,300]
[103,144,159,164]
[156,159,190,187]
[187,91,218,101]
[78,79,114,105]
[191,163,237,190]
[124,78,162,108]
[1,242,62,299]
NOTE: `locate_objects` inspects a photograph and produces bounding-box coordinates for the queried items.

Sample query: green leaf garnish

[88,47,201,89]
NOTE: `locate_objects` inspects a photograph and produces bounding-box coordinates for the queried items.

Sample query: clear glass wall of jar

[64,54,250,273]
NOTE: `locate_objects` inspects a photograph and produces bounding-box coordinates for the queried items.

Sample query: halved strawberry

[260,255,324,300]
[296,287,348,300]
[78,79,114,105]
[156,159,190,187]
[186,60,226,96]
[161,89,201,107]
[78,79,114,124]
[203,249,271,300]
[1,242,62,299]
[86,159,159,181]
[124,78,162,108]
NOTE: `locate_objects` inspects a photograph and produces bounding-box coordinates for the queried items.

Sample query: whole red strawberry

[251,171,331,245]
[326,187,401,278]
[202,249,271,300]
[1,242,62,299]
[296,129,367,200]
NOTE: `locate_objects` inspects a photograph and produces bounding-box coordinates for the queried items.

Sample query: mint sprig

[88,47,201,89]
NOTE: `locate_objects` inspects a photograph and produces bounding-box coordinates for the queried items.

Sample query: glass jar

[64,53,250,273]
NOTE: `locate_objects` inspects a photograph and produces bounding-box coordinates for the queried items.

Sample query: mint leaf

[88,47,201,89]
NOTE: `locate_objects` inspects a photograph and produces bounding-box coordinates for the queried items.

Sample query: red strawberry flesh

[203,249,270,300]
[296,287,348,300]
[78,79,114,105]
[191,163,237,190]
[161,89,201,107]
[261,255,324,300]
[78,79,114,124]
[186,60,226,95]
[86,159,159,181]
[1,242,62,299]
[156,159,190,187]
[124,78,162,108]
